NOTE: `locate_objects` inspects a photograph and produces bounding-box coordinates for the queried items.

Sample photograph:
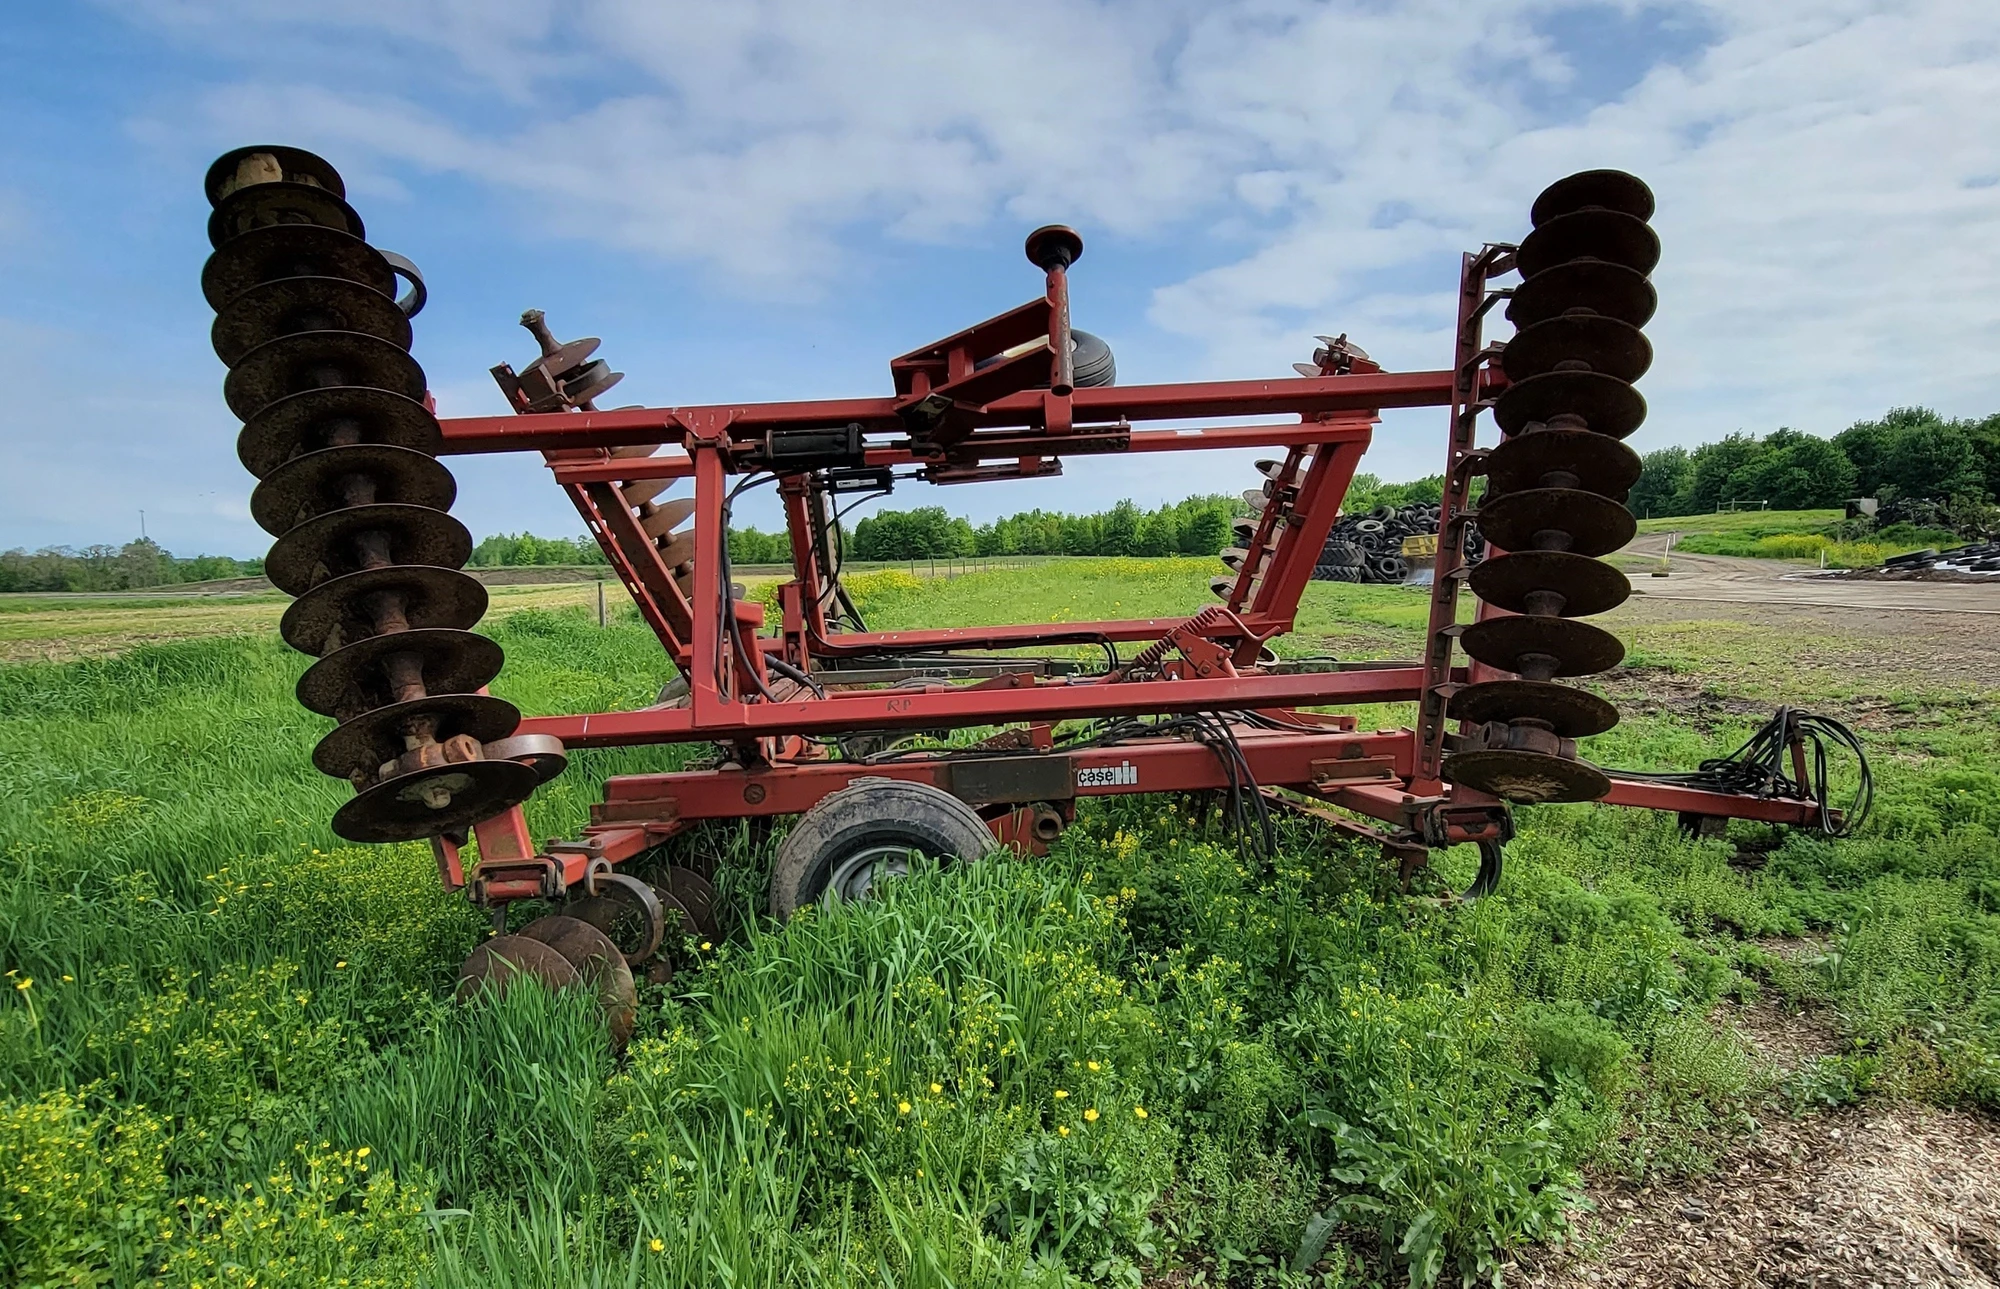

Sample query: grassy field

[1633,509,1957,568]
[1,561,1996,1286]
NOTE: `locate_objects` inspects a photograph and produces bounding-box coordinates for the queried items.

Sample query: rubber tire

[1070,330,1117,388]
[972,330,1116,388]
[769,777,995,920]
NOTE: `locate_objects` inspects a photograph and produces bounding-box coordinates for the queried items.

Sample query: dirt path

[1519,978,2000,1287]
[1622,535,2000,617]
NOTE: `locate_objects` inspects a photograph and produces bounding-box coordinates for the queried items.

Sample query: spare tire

[973,330,1116,388]
[1071,330,1116,388]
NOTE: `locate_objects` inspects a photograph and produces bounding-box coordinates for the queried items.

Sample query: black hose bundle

[1605,707,1871,837]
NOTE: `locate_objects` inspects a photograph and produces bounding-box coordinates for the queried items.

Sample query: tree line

[1630,406,2000,519]
[468,533,610,567]
[828,474,1455,562]
[0,540,263,593]
[470,471,1459,568]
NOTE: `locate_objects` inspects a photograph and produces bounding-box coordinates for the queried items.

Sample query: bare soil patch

[1521,1104,2000,1288]
[1599,666,1781,731]
[1603,599,2000,692]
[1521,968,1999,1289]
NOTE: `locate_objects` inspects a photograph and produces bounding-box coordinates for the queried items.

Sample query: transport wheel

[768,778,994,920]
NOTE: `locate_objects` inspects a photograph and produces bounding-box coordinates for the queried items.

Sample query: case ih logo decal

[1077,761,1138,789]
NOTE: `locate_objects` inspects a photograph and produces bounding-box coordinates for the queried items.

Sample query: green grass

[1634,508,1846,537]
[1634,509,1958,567]
[1,561,1997,1286]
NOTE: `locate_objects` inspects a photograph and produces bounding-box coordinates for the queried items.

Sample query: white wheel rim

[820,843,915,909]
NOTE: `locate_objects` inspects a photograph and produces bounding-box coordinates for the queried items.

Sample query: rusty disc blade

[656,529,696,566]
[335,757,539,843]
[1483,428,1642,498]
[1476,488,1635,558]
[225,330,426,423]
[212,275,411,366]
[1221,546,1264,572]
[641,497,698,539]
[1447,678,1619,737]
[296,627,503,718]
[484,733,570,784]
[1493,371,1647,439]
[566,363,623,407]
[208,181,364,250]
[1530,169,1654,227]
[648,884,699,939]
[621,477,675,507]
[237,386,442,480]
[1470,549,1632,616]
[663,866,720,939]
[281,564,487,657]
[205,145,347,205]
[1444,749,1611,804]
[312,692,522,780]
[202,223,393,311]
[564,892,676,963]
[518,915,638,1048]
[455,934,580,1000]
[1502,315,1652,384]
[265,503,471,596]
[251,443,455,538]
[1460,614,1625,677]
[1516,209,1660,279]
[1506,260,1656,330]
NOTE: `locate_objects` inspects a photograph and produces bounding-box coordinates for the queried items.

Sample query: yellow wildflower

[1083,1108,1099,1122]
[1134,1106,1148,1119]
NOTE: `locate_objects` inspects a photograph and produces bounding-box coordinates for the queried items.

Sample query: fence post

[597,578,605,627]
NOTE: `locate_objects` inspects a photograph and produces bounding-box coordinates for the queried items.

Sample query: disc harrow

[200,147,1865,1042]
[1442,169,1655,805]
[204,146,541,845]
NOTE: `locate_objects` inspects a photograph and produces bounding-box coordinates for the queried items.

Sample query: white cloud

[102,0,2000,511]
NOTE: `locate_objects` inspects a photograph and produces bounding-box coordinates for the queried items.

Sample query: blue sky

[3,1,1996,557]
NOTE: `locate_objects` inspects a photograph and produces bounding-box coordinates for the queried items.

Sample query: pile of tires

[1313,503,1484,583]
[1885,542,2000,574]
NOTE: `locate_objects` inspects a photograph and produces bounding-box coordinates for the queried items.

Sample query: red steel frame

[428,246,1832,906]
